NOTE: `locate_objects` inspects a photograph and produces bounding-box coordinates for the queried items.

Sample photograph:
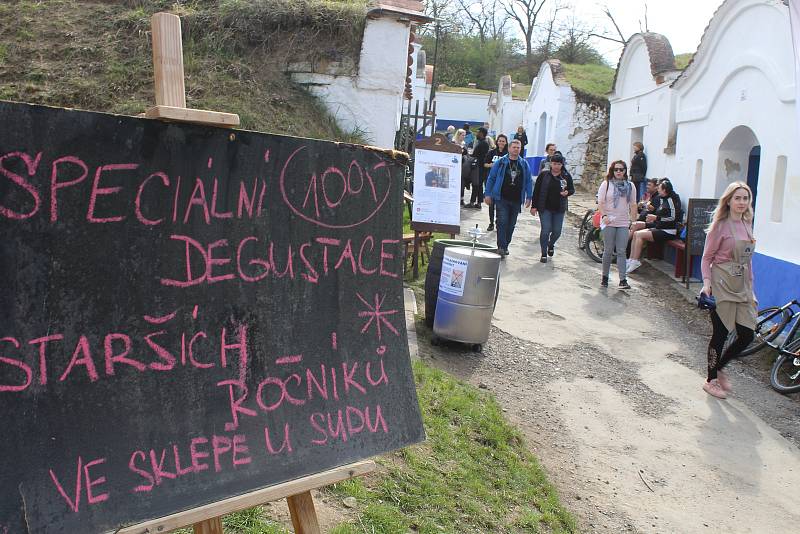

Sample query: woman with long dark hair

[484,134,509,231]
[700,182,757,399]
[626,179,681,273]
[597,160,637,289]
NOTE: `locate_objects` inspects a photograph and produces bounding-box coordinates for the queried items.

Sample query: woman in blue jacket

[484,139,533,257]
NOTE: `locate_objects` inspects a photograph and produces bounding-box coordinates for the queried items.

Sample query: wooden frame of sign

[684,198,717,289]
[129,12,376,534]
[409,133,461,279]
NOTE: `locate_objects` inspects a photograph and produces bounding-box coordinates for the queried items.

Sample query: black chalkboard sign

[685,198,718,256]
[0,101,424,534]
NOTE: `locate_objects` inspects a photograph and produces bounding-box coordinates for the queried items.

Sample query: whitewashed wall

[522,61,605,181]
[672,0,799,268]
[435,91,491,125]
[289,16,411,149]
[608,35,679,180]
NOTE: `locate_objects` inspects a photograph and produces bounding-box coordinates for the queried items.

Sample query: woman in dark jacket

[530,153,575,263]
[626,179,682,273]
[630,142,647,201]
[483,134,509,231]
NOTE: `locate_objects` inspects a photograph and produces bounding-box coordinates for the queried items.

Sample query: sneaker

[465,202,475,208]
[601,275,609,288]
[504,249,510,256]
[703,379,727,399]
[487,223,495,232]
[627,259,642,273]
[540,256,547,263]
[547,246,555,257]
[619,279,631,290]
[717,371,732,392]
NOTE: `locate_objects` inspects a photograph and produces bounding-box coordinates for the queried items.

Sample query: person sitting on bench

[626,179,682,273]
[629,178,663,235]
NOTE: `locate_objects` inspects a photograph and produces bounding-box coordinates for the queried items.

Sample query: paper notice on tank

[439,255,469,296]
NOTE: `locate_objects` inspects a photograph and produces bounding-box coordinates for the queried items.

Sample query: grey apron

[711,219,757,331]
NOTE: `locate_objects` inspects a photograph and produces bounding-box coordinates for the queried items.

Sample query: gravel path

[412,197,800,533]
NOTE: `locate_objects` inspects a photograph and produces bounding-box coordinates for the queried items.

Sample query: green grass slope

[562,62,615,99]
[0,0,368,141]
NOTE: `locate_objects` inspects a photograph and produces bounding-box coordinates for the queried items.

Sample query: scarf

[610,178,632,208]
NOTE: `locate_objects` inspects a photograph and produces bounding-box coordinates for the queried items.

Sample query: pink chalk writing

[0,151,42,220]
[48,456,109,513]
[356,293,400,341]
[275,354,303,365]
[279,145,392,229]
[310,405,388,445]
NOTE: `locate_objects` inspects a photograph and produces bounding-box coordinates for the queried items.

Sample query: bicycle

[765,300,800,394]
[722,299,800,394]
[577,209,603,263]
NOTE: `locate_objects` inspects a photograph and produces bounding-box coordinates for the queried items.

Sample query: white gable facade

[607,33,681,179]
[488,75,525,141]
[608,0,799,308]
[523,60,607,182]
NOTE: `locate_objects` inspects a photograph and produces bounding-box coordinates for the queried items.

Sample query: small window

[771,156,787,222]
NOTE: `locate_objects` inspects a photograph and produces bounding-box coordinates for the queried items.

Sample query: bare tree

[499,0,551,80]
[537,1,568,60]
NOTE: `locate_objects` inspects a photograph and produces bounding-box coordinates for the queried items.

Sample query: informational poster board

[0,101,425,534]
[411,134,462,235]
[439,255,469,297]
[412,149,461,227]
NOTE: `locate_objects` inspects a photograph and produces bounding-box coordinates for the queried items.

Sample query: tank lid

[443,246,500,259]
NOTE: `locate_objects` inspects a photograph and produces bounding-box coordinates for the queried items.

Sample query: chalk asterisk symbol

[356,292,399,341]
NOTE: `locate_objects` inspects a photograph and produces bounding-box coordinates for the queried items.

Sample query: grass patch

[675,53,693,70]
[512,84,531,100]
[438,86,492,95]
[0,0,368,142]
[327,361,577,533]
[562,62,615,98]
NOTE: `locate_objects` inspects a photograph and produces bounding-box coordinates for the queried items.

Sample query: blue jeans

[538,209,565,255]
[494,198,519,252]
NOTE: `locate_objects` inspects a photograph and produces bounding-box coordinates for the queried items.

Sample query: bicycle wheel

[578,210,592,250]
[770,349,800,394]
[584,227,604,263]
[724,306,793,357]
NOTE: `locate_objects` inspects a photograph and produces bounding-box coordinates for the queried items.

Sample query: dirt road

[415,199,800,533]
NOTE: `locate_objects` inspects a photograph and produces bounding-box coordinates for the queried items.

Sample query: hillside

[0,0,368,141]
[561,63,614,99]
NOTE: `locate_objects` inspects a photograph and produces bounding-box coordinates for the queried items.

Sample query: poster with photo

[412,148,462,227]
[439,255,469,297]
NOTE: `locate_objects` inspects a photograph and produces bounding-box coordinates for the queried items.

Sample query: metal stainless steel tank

[432,246,501,352]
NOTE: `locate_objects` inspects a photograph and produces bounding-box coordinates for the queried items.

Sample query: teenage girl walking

[700,181,757,399]
[597,161,638,289]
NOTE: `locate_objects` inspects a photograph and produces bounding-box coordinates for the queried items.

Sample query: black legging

[707,309,755,381]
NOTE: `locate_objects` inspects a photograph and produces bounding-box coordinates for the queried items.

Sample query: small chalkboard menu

[685,198,718,256]
[0,101,425,534]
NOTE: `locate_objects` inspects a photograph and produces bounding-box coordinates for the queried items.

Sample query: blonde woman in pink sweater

[597,161,638,289]
[700,181,757,399]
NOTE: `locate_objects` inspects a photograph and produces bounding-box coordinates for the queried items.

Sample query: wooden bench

[645,237,687,278]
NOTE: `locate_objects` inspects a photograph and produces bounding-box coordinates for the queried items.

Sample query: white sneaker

[627,259,642,273]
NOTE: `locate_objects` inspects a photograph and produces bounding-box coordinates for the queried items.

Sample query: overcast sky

[566,0,724,65]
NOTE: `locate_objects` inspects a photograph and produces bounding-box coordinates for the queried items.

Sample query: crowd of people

[448,123,572,263]
[444,131,758,400]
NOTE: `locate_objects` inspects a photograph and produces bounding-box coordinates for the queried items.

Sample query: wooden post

[146,12,240,128]
[151,13,187,108]
[193,516,224,534]
[287,491,321,534]
[412,231,420,279]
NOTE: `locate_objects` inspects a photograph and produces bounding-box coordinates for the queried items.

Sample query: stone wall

[577,114,609,193]
[563,97,608,189]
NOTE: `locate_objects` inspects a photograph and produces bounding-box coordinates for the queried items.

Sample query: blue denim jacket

[484,155,533,212]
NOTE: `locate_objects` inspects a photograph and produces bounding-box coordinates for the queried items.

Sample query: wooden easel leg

[412,231,420,280]
[193,517,223,534]
[287,491,321,534]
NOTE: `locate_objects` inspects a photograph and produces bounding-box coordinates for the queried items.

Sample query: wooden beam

[287,491,321,534]
[115,460,375,534]
[145,105,241,128]
[151,13,187,108]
